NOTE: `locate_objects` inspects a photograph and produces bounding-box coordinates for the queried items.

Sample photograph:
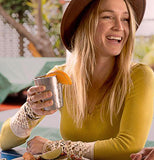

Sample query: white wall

[136,0,154,36]
[144,0,154,19]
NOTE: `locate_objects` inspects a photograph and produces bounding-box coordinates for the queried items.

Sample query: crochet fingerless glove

[42,139,95,160]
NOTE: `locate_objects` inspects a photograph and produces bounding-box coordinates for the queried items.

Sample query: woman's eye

[122,18,129,22]
[101,16,113,19]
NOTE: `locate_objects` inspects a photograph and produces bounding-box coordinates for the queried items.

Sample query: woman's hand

[26,136,48,154]
[26,86,57,116]
[130,147,154,160]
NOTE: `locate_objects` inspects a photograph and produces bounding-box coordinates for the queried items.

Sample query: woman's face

[94,0,130,58]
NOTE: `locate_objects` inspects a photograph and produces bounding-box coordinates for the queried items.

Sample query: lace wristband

[10,103,41,138]
[24,102,41,120]
[10,104,30,138]
[42,140,95,160]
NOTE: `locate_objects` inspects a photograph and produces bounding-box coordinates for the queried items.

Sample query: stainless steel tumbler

[34,75,63,110]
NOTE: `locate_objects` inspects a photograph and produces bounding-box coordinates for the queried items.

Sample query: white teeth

[107,36,122,41]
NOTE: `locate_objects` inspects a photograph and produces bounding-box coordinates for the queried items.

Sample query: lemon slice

[46,70,72,85]
[40,147,62,159]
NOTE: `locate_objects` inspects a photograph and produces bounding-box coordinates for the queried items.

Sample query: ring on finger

[27,141,31,148]
[27,96,33,104]
[26,145,30,150]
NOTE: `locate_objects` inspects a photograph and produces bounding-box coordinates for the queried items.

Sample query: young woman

[0,0,154,159]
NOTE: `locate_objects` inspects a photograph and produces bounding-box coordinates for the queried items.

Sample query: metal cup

[34,75,63,110]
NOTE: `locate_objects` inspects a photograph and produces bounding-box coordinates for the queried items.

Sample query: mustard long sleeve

[0,113,44,150]
[0,118,28,150]
[60,64,154,160]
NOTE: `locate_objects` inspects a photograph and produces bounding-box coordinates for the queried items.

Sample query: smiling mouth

[107,36,123,43]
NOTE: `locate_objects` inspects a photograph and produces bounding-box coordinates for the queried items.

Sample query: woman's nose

[112,18,124,31]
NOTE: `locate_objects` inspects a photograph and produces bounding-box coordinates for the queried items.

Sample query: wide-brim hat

[61,0,146,51]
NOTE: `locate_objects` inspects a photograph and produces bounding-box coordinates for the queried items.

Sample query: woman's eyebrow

[100,9,129,15]
[100,9,114,13]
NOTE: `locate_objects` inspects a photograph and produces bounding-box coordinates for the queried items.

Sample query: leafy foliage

[0,0,65,56]
[134,36,154,66]
[26,0,65,56]
[0,0,32,23]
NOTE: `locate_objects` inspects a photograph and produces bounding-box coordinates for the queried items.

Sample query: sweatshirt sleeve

[94,64,154,160]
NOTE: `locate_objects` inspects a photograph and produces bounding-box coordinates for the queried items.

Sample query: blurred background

[135,0,154,67]
[0,0,153,63]
[0,0,153,59]
[0,0,69,57]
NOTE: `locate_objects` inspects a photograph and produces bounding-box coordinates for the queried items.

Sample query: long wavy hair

[64,0,136,127]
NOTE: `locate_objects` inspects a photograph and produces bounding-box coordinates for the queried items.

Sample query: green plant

[0,0,31,23]
[0,0,65,57]
[27,0,64,56]
[134,35,154,66]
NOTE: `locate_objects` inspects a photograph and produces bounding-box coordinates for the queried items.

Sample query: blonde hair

[64,0,137,127]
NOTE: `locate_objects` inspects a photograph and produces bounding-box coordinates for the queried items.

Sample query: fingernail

[41,86,46,90]
[48,91,52,96]
[50,100,53,105]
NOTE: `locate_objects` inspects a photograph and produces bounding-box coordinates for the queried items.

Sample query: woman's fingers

[130,148,154,160]
[26,85,58,116]
[31,98,53,109]
[30,98,56,115]
[130,154,142,160]
[145,149,154,160]
[30,91,52,104]
[32,104,57,116]
[130,153,136,159]
[27,86,46,96]
[26,136,49,154]
[27,86,53,105]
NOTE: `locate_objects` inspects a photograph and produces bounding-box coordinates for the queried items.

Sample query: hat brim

[61,0,146,51]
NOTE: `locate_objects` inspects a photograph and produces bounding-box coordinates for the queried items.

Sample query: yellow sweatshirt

[0,63,154,160]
